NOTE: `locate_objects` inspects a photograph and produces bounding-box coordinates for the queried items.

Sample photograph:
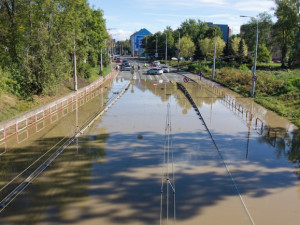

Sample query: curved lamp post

[177,31,180,72]
[241,15,258,97]
[210,27,217,80]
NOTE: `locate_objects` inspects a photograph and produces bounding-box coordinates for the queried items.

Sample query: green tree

[241,12,273,51]
[177,36,195,59]
[237,39,247,64]
[177,19,208,59]
[257,44,272,63]
[273,0,299,67]
[205,26,223,39]
[198,37,226,59]
[0,0,108,96]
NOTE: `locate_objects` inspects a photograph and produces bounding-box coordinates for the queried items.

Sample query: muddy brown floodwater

[0,73,300,225]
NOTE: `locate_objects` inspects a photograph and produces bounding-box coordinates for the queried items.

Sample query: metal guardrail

[0,70,118,143]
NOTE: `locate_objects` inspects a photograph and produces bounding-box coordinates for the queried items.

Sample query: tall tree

[177,36,195,59]
[273,0,298,67]
[241,12,273,51]
[198,37,225,59]
[0,0,108,96]
[237,39,247,64]
[257,44,272,63]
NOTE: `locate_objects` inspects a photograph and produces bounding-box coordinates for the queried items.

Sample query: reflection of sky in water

[1,78,300,225]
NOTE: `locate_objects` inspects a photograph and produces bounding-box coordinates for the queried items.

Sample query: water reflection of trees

[136,80,218,116]
[0,131,109,224]
[1,130,299,224]
[259,127,300,165]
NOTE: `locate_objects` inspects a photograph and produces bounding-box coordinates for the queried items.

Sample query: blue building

[130,28,152,57]
[207,23,230,43]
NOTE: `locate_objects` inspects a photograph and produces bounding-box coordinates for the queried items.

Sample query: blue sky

[88,0,276,41]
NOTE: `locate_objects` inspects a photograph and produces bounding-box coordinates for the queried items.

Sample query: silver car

[147,68,163,75]
[162,66,169,73]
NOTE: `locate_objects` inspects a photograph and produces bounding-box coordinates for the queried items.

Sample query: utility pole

[240,15,258,97]
[212,28,217,79]
[73,39,77,91]
[165,33,168,65]
[100,47,103,75]
[156,35,158,58]
[177,31,180,72]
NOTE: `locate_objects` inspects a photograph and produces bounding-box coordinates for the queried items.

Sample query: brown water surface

[0,72,299,225]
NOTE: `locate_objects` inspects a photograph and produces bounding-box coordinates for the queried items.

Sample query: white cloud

[234,0,275,12]
[109,29,133,41]
[136,0,226,9]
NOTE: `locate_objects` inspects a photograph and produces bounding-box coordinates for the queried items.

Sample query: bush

[0,68,18,96]
[78,62,93,79]
[188,63,199,73]
[239,64,250,71]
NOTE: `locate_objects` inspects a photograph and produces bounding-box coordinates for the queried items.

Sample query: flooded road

[0,63,300,225]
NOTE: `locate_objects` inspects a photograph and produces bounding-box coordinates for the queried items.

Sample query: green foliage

[239,64,250,71]
[205,26,223,39]
[273,0,299,67]
[0,68,16,96]
[241,12,273,51]
[178,36,195,58]
[198,37,225,59]
[237,39,248,64]
[0,0,108,97]
[257,44,272,63]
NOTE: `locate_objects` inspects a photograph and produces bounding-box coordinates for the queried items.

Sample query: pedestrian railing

[0,69,118,145]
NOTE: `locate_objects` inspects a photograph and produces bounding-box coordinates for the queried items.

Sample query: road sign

[252,76,257,81]
[183,77,189,83]
[155,53,158,58]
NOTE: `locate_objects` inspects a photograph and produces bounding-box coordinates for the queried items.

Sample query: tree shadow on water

[0,130,299,225]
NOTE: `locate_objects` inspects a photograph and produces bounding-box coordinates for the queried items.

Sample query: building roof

[130,28,152,38]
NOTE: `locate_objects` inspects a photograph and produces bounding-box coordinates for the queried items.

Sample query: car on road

[123,65,132,71]
[116,57,122,63]
[147,68,163,75]
[162,66,169,73]
[153,61,160,67]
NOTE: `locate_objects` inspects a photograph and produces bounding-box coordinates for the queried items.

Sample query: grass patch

[0,65,113,123]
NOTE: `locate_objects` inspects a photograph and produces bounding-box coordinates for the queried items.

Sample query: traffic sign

[183,77,189,82]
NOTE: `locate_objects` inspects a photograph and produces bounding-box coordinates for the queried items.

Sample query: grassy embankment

[166,60,300,128]
[0,65,111,123]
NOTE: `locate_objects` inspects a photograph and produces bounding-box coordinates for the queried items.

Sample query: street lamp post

[211,27,217,79]
[156,35,158,58]
[241,15,258,97]
[73,39,77,91]
[165,33,168,65]
[177,31,180,72]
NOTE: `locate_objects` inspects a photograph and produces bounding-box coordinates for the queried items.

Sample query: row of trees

[140,0,299,68]
[0,0,109,97]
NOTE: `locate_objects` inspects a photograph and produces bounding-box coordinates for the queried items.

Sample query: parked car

[162,66,169,73]
[147,68,163,75]
[171,57,178,61]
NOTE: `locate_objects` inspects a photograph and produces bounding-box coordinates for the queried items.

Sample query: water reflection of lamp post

[240,15,258,97]
[75,97,79,153]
